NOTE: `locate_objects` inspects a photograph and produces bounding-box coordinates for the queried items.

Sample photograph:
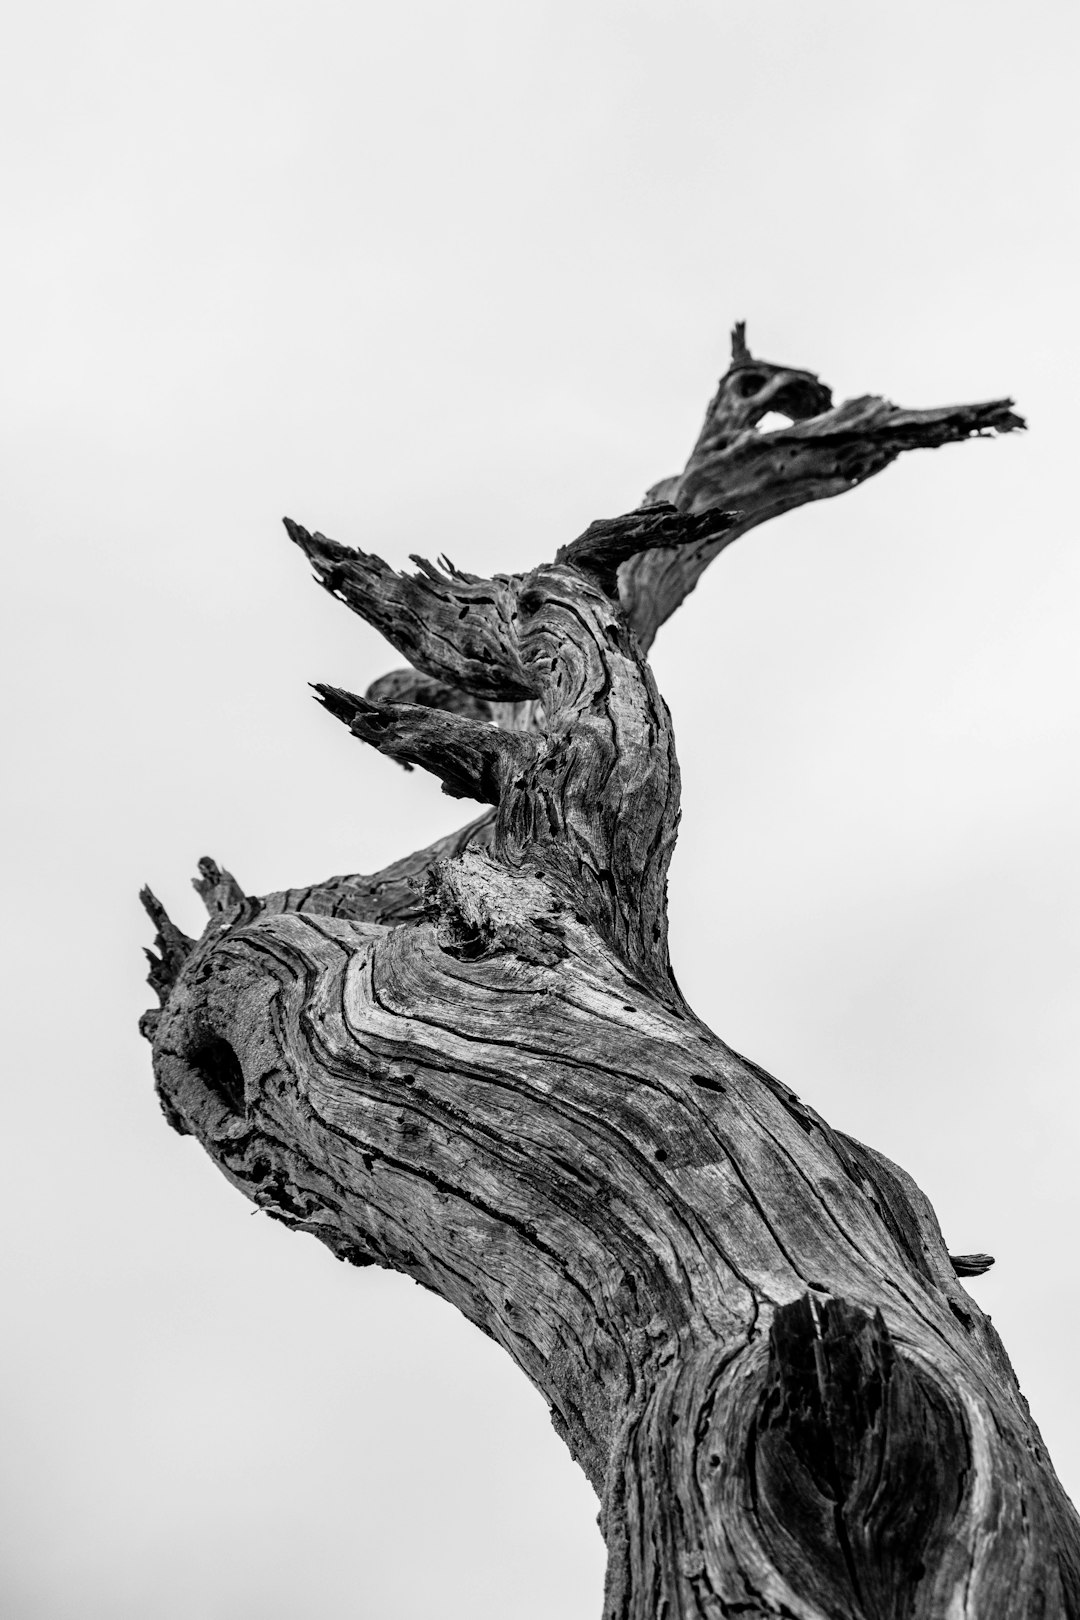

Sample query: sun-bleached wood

[141,328,1079,1618]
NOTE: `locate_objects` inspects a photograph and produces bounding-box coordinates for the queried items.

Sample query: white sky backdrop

[3,3,1078,1616]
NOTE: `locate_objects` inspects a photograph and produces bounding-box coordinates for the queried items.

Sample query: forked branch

[622,323,1024,650]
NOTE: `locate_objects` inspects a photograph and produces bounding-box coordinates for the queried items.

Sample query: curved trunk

[141,328,1076,1616]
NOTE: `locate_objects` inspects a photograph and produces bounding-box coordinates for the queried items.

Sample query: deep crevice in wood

[187,1033,246,1116]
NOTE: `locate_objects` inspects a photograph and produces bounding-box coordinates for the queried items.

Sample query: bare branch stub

[554,502,739,597]
[285,519,533,700]
[192,856,246,916]
[139,886,194,1011]
[313,681,533,806]
[140,331,1080,1620]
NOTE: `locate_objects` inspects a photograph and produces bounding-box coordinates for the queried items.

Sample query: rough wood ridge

[141,326,1080,1618]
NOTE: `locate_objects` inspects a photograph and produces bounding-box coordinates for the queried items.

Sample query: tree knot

[751,1293,969,1620]
[426,853,569,968]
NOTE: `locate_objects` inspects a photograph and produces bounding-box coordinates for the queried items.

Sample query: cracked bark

[141,326,1078,1618]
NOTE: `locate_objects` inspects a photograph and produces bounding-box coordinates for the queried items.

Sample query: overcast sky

[3,3,1078,1617]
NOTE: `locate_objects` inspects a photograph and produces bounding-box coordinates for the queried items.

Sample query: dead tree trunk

[141,327,1080,1618]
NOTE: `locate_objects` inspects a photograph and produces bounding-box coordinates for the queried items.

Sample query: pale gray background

[3,3,1078,1617]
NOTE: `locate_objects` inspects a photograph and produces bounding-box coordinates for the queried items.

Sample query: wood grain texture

[142,329,1075,1618]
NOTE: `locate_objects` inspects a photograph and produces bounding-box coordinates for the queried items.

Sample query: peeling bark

[141,328,1080,1617]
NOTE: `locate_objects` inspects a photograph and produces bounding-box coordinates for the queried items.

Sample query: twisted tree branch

[139,328,1074,1620]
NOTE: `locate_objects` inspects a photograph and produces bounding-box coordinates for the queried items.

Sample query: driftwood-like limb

[314,681,535,804]
[285,519,533,700]
[141,331,1077,1619]
[621,323,1024,651]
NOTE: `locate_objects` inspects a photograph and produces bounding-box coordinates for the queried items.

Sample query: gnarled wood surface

[141,328,1078,1618]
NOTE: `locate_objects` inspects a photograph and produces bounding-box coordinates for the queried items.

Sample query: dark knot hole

[190,1034,246,1114]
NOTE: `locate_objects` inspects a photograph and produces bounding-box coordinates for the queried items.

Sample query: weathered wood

[142,328,1078,1618]
[623,322,1024,653]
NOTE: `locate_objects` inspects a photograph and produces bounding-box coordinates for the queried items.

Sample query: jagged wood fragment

[285,518,533,700]
[193,856,246,916]
[139,886,194,1006]
[555,501,739,597]
[314,681,533,804]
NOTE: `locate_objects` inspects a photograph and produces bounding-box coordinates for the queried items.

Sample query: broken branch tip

[730,320,752,366]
